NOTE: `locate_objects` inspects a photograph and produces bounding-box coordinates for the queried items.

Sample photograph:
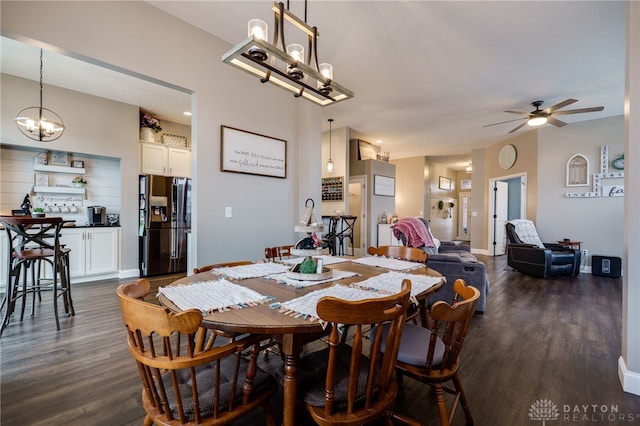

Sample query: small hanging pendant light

[326,119,334,172]
[15,49,65,142]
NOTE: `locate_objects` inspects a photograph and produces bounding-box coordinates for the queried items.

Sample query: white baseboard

[618,356,640,396]
[119,268,140,279]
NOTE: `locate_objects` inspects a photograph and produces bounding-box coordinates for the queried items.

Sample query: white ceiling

[1,1,626,170]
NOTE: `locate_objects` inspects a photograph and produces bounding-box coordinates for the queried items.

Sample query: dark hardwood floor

[2,255,639,425]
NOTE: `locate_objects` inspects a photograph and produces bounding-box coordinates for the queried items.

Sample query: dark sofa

[391,217,489,313]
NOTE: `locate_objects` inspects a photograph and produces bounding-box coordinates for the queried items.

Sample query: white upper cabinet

[140,143,191,177]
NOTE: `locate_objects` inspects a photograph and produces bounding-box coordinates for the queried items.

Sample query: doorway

[348,176,367,257]
[488,173,527,256]
[458,192,471,241]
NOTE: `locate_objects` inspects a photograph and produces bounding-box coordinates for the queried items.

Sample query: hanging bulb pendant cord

[38,49,44,120]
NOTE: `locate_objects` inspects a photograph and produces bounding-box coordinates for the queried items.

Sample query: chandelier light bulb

[248,19,268,40]
[319,63,333,80]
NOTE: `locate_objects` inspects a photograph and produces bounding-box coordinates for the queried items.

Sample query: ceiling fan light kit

[222,1,354,107]
[484,98,604,134]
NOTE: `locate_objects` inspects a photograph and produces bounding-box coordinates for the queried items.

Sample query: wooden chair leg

[434,383,450,426]
[452,373,474,425]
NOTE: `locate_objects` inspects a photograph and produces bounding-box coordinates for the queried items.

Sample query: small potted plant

[72,176,87,188]
[32,207,45,217]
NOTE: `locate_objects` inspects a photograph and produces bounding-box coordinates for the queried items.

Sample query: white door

[458,192,471,240]
[59,228,87,277]
[348,176,367,256]
[491,181,509,255]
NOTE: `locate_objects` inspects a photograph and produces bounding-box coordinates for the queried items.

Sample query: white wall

[537,115,624,265]
[1,1,322,270]
[1,73,138,273]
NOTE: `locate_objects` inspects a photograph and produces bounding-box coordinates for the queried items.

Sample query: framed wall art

[438,176,451,191]
[72,160,85,168]
[374,174,395,196]
[50,151,69,166]
[460,179,472,190]
[220,125,287,178]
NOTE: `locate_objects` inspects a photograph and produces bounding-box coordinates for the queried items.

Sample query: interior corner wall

[392,156,426,218]
[1,1,321,267]
[537,115,624,263]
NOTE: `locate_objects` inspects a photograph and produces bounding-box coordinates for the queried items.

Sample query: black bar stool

[0,216,74,336]
[335,215,357,256]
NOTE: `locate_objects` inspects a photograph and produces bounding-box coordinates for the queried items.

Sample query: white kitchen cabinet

[140,143,191,177]
[59,227,120,279]
[0,227,119,288]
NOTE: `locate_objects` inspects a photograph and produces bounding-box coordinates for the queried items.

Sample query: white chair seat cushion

[375,322,445,367]
[508,219,545,248]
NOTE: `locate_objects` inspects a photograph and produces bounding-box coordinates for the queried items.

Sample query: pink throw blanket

[392,217,435,248]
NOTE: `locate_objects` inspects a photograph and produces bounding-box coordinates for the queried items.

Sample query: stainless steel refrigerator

[139,175,191,277]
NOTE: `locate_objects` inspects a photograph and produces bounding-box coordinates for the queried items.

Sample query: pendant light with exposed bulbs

[326,118,334,172]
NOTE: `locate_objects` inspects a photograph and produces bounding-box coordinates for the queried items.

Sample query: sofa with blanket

[391,217,489,313]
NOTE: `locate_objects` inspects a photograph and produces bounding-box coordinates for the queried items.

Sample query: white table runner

[211,262,289,279]
[351,271,442,300]
[351,255,426,271]
[158,279,273,313]
[277,285,388,323]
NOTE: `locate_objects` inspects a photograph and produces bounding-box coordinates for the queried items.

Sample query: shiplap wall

[0,145,121,224]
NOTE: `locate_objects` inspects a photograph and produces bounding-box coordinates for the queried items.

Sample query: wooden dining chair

[193,260,253,274]
[387,279,480,426]
[368,245,428,263]
[264,245,293,262]
[294,279,412,425]
[116,281,277,426]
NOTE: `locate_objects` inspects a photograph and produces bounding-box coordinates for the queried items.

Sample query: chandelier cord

[39,49,44,116]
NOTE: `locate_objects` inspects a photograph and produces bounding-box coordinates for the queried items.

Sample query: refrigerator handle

[171,227,177,259]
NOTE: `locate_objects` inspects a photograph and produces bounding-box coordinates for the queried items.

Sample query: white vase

[139,127,155,142]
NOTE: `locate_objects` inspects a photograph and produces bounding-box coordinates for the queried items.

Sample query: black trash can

[592,255,622,278]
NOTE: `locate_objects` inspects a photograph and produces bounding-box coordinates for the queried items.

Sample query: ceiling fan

[484,99,604,134]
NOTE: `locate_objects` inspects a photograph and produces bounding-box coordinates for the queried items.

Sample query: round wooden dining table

[159,259,444,426]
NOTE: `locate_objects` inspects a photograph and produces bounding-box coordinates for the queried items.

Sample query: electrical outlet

[582,249,588,258]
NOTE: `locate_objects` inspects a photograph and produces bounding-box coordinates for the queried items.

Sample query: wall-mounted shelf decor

[34,186,85,194]
[565,146,624,198]
[322,176,344,201]
[34,164,85,174]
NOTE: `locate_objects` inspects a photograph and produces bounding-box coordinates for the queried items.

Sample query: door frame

[488,172,527,256]
[349,175,367,257]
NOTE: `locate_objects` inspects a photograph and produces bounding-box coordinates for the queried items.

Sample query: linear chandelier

[222,1,354,107]
[15,49,65,142]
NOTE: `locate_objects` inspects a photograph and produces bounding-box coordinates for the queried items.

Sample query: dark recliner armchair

[505,219,581,278]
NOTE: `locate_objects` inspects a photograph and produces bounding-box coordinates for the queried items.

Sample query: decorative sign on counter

[220,125,286,178]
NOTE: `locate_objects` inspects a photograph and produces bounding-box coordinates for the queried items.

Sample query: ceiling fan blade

[483,117,528,128]
[508,121,528,134]
[504,110,530,115]
[545,98,578,113]
[551,106,604,116]
[547,117,567,127]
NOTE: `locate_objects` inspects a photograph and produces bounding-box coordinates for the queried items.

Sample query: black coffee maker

[87,206,106,226]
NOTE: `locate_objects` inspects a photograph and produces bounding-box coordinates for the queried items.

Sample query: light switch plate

[225,207,232,218]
